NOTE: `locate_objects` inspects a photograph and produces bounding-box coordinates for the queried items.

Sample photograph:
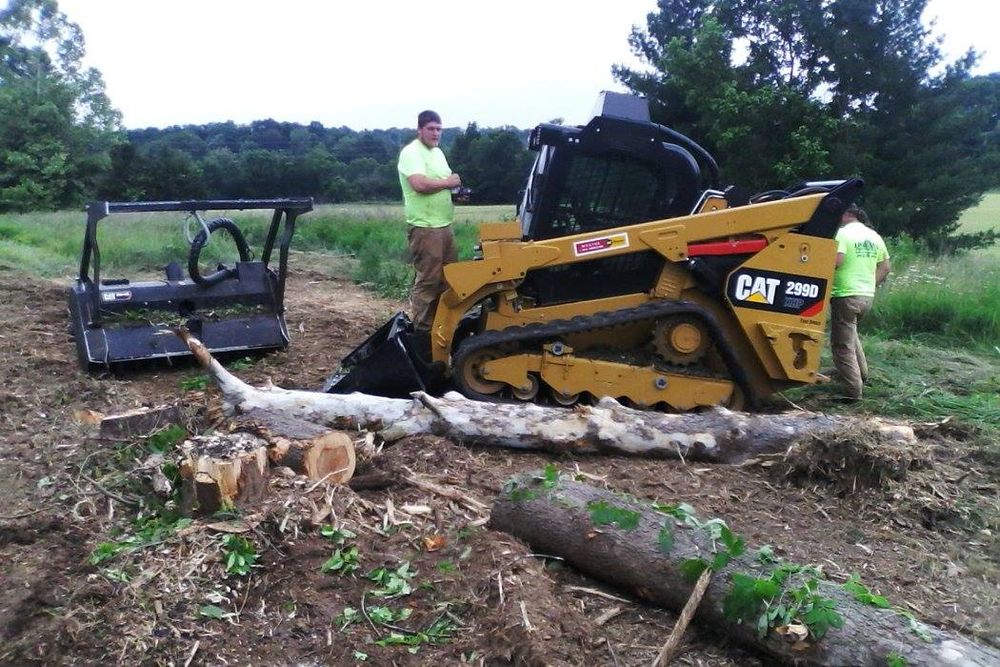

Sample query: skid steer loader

[324,93,860,411]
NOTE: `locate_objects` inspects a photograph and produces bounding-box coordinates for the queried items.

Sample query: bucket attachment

[69,199,312,370]
[323,312,445,398]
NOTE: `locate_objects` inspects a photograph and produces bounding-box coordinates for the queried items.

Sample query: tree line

[2,0,998,250]
[98,120,533,205]
[615,0,1000,251]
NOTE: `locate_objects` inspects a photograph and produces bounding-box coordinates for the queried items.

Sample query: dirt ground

[0,266,997,666]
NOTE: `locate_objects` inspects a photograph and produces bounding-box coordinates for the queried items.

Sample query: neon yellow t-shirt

[832,221,889,298]
[397,139,454,228]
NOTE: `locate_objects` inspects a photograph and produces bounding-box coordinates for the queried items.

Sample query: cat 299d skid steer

[324,93,861,411]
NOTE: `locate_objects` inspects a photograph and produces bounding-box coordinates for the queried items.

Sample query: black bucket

[322,312,443,399]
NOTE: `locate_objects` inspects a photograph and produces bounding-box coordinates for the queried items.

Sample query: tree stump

[179,432,270,516]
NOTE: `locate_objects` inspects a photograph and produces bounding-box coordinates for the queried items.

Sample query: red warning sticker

[573,233,629,257]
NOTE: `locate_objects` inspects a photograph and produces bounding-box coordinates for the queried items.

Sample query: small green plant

[367,562,416,598]
[221,534,258,575]
[374,617,457,652]
[586,500,640,530]
[197,604,232,620]
[456,525,477,541]
[100,567,131,583]
[886,651,907,666]
[320,525,357,545]
[652,501,698,524]
[843,574,891,608]
[367,605,413,624]
[657,526,674,553]
[539,463,560,489]
[146,424,186,454]
[227,357,254,371]
[507,485,539,502]
[897,609,933,643]
[321,546,361,575]
[180,375,209,391]
[89,514,192,565]
[335,606,360,630]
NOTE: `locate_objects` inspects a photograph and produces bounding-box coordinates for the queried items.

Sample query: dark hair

[417,110,441,128]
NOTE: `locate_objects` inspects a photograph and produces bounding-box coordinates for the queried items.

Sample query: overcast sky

[53,0,1000,132]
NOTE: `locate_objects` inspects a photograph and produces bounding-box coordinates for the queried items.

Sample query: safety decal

[726,268,827,317]
[101,290,133,303]
[573,232,629,257]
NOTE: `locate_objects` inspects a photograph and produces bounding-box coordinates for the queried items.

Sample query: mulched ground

[0,267,996,666]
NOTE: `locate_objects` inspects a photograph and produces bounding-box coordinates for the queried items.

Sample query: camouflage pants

[407,225,457,331]
[829,295,873,399]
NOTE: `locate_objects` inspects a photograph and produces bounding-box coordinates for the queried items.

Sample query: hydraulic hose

[187,216,252,287]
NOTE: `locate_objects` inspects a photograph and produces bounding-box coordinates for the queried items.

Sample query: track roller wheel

[511,374,540,401]
[459,349,504,396]
[653,315,711,365]
[551,389,581,406]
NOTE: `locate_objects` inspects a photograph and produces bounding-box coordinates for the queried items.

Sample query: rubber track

[451,300,752,407]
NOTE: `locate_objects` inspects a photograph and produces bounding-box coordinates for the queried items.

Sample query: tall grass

[864,245,1000,350]
[0,205,514,299]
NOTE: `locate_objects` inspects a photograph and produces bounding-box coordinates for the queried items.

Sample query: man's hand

[876,258,891,286]
[407,172,461,194]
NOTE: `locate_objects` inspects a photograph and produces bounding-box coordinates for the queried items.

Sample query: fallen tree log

[489,472,999,667]
[174,329,916,464]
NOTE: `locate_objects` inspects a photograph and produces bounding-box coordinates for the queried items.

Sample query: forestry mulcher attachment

[69,198,312,370]
[325,93,861,411]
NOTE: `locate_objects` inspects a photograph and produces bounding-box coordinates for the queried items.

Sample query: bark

[174,328,916,464]
[489,473,1000,667]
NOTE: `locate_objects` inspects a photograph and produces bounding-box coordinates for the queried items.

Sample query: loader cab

[515,94,721,305]
[518,98,719,242]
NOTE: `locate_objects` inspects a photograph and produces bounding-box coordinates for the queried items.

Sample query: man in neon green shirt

[397,110,463,331]
[830,204,891,401]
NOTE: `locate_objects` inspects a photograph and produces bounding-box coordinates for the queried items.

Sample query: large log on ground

[174,329,915,463]
[489,473,999,666]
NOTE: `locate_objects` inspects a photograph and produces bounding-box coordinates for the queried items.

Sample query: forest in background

[1,0,998,251]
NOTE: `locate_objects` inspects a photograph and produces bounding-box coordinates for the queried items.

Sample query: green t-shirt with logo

[832,221,889,298]
[397,139,454,228]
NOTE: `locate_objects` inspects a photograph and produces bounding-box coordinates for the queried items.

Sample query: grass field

[956,191,1000,236]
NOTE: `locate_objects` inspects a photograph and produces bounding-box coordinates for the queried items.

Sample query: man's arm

[408,173,461,194]
[876,258,891,286]
[835,252,845,268]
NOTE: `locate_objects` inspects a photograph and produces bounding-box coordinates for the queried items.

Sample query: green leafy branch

[722,562,843,640]
[652,502,746,579]
[221,534,258,576]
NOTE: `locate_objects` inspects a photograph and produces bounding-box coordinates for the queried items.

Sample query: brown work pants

[829,295,873,399]
[407,225,457,331]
